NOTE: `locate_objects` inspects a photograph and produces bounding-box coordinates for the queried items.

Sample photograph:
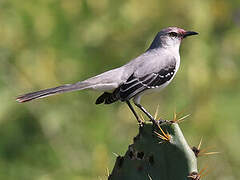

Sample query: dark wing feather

[95,88,120,104]
[119,65,176,101]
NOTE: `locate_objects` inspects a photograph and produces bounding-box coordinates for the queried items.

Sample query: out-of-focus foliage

[0,0,239,179]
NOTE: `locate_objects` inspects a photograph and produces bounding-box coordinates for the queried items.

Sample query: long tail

[16,81,90,103]
[16,66,124,103]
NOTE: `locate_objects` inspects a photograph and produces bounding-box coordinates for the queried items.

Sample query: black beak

[183,31,198,38]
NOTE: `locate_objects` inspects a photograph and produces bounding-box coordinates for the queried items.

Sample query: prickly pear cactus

[109,121,198,180]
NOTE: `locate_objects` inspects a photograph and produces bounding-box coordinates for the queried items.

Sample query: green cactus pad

[109,122,198,180]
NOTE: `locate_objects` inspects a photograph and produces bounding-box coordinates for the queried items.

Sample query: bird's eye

[169,32,178,37]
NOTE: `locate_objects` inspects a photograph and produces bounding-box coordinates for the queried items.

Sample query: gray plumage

[17,27,198,123]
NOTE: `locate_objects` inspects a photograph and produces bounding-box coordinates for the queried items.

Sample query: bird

[16,27,198,125]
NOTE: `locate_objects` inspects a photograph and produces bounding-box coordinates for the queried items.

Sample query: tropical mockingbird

[16,27,198,124]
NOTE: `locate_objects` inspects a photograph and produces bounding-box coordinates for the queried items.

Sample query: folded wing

[119,62,176,101]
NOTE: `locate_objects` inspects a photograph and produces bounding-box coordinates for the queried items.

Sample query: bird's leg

[126,101,143,126]
[134,103,158,125]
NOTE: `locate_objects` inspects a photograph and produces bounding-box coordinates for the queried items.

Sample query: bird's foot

[136,116,144,127]
[156,118,168,124]
[150,118,160,126]
[150,117,169,126]
[138,120,144,127]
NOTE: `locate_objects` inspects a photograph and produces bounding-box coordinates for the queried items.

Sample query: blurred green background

[0,0,240,179]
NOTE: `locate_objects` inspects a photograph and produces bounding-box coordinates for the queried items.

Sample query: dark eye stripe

[169,32,178,37]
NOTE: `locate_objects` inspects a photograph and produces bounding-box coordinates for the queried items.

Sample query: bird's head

[148,27,198,50]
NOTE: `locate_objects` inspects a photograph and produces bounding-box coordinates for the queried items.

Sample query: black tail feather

[16,82,89,103]
[95,88,120,105]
